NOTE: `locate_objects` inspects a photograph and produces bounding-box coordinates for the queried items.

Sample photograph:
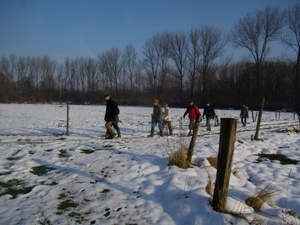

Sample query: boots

[117,130,121,137]
[159,130,163,137]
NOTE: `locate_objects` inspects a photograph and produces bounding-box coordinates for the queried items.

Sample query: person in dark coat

[148,99,163,137]
[104,94,120,139]
[240,103,249,127]
[183,100,201,135]
[202,101,215,131]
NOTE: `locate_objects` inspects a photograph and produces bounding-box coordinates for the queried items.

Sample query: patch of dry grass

[207,157,218,169]
[246,182,277,212]
[166,143,191,169]
[205,173,213,196]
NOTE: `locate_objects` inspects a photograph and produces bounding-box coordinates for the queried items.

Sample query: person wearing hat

[148,99,164,137]
[183,100,201,136]
[203,101,215,131]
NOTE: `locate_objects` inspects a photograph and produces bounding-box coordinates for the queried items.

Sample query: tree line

[0,5,299,110]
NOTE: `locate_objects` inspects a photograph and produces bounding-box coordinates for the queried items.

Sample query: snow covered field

[0,103,299,225]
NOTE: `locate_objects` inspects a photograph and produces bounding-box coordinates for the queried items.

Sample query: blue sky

[0,0,298,62]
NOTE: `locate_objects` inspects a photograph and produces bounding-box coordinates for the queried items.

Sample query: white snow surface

[0,103,299,225]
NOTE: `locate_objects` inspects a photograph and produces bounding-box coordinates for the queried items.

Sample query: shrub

[167,144,190,169]
[245,182,277,211]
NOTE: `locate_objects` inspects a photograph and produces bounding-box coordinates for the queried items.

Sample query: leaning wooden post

[187,114,202,162]
[212,118,237,212]
[66,102,69,136]
[254,97,265,140]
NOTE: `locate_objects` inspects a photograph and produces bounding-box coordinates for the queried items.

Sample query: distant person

[104,94,120,139]
[202,101,215,131]
[148,99,164,137]
[183,100,201,136]
[162,103,172,136]
[240,103,249,127]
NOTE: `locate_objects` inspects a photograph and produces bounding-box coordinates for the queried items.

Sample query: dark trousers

[163,120,172,135]
[241,117,247,127]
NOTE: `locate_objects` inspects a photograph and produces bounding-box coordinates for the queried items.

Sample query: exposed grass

[0,179,33,199]
[100,189,110,193]
[282,209,297,218]
[58,149,68,158]
[30,165,55,176]
[6,156,22,161]
[28,150,35,155]
[57,137,66,141]
[6,149,22,160]
[255,153,299,165]
[0,171,12,176]
[102,144,113,148]
[80,149,94,154]
[245,182,277,212]
[281,127,300,133]
[57,199,78,210]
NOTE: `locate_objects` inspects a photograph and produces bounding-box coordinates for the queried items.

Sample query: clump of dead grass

[207,157,218,169]
[245,182,277,211]
[205,173,214,196]
[166,143,191,169]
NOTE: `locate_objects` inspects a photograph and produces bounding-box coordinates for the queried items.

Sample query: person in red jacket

[183,100,201,136]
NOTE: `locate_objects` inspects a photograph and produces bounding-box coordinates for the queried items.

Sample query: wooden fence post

[212,118,237,212]
[254,97,265,140]
[66,102,69,136]
[187,114,201,162]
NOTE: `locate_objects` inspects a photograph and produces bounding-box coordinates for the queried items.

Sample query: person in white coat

[162,103,172,135]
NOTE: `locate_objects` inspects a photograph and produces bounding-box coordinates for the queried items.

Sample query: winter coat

[104,98,120,122]
[152,104,163,122]
[203,105,215,119]
[240,106,249,118]
[163,107,172,122]
[184,104,201,120]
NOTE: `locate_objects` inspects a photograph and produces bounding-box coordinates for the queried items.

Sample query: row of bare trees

[0,5,299,110]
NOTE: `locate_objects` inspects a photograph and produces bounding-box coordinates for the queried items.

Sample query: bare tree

[230,7,284,105]
[142,34,160,98]
[0,56,14,102]
[16,56,28,98]
[186,28,202,100]
[40,56,57,101]
[142,33,170,101]
[56,63,64,102]
[157,32,170,102]
[134,62,146,98]
[99,47,122,101]
[122,44,137,102]
[84,57,98,98]
[28,56,40,94]
[168,31,187,104]
[282,4,300,108]
[198,25,227,103]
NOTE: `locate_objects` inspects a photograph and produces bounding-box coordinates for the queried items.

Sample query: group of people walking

[103,93,251,139]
